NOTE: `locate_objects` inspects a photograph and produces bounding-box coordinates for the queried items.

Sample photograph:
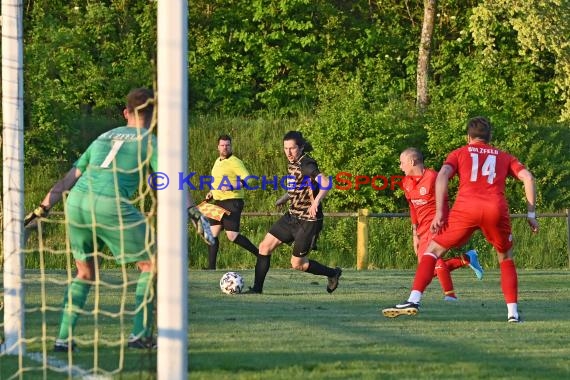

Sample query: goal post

[156,1,189,379]
[1,0,26,356]
[1,0,190,376]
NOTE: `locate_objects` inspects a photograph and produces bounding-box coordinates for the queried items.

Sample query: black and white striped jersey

[286,154,324,220]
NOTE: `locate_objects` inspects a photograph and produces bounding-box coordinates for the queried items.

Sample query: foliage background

[17,0,570,214]
[2,1,570,269]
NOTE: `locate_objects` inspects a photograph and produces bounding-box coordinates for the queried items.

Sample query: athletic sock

[253,255,271,291]
[233,234,259,257]
[306,260,336,277]
[444,256,467,271]
[131,272,154,339]
[500,258,518,304]
[411,253,438,293]
[207,237,219,270]
[57,279,91,341]
[434,258,455,297]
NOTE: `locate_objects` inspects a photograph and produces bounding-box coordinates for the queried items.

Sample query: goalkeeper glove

[188,206,215,246]
[24,205,49,227]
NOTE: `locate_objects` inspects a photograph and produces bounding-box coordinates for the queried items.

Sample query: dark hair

[467,116,492,142]
[283,131,313,153]
[218,134,232,143]
[402,147,424,164]
[127,88,154,126]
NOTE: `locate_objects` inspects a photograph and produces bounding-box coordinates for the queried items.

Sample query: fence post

[356,208,370,270]
[567,209,570,269]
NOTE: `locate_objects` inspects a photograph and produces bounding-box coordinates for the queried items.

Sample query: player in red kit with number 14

[383,116,538,322]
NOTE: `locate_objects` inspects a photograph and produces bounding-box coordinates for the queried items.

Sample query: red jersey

[444,142,526,208]
[434,142,526,253]
[402,168,448,237]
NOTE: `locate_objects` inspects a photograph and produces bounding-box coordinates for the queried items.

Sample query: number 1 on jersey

[101,140,125,168]
[470,153,496,184]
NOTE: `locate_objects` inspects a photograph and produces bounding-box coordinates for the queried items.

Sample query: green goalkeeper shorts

[65,190,154,264]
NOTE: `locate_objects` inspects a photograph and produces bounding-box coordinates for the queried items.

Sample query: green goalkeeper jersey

[71,126,157,199]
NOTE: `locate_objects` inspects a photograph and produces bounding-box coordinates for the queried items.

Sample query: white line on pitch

[26,352,111,380]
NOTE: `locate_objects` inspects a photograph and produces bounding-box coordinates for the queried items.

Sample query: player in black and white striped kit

[244,131,342,294]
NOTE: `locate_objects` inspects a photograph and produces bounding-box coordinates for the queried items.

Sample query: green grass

[2,269,570,379]
[188,269,570,379]
[1,270,159,379]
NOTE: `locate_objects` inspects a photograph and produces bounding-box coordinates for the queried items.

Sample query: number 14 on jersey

[470,153,496,184]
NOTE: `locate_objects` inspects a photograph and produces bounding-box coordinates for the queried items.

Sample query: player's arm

[431,164,453,234]
[308,173,330,218]
[40,167,82,209]
[407,200,420,254]
[275,193,290,208]
[25,167,82,226]
[412,224,420,255]
[517,168,539,233]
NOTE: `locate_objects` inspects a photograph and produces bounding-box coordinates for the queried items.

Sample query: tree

[24,0,156,164]
[417,0,437,111]
[470,0,570,120]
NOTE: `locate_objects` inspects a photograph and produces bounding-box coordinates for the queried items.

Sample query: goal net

[1,1,189,378]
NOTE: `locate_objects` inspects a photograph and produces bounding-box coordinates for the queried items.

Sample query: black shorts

[207,199,244,232]
[269,213,322,257]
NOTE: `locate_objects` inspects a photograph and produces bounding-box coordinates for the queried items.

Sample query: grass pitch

[189,268,570,379]
[2,269,569,379]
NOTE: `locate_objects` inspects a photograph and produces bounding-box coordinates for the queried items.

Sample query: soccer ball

[219,271,244,295]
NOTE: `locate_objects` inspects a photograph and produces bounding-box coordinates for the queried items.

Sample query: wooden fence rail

[243,209,570,270]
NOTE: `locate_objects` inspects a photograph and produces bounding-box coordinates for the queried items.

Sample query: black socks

[233,234,259,257]
[207,237,219,270]
[253,255,271,291]
[306,260,336,277]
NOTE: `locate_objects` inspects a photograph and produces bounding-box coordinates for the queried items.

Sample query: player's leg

[497,249,520,323]
[103,204,157,347]
[421,234,457,300]
[443,251,484,280]
[244,214,290,294]
[245,233,281,293]
[291,219,341,294]
[382,240,447,317]
[481,209,519,322]
[383,208,475,318]
[223,199,259,257]
[55,257,95,352]
[311,219,323,251]
[55,193,96,351]
[128,260,156,348]
[435,258,457,301]
[206,217,223,270]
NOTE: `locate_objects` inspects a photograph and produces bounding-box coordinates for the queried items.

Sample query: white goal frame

[2,0,26,357]
[156,1,189,379]
[1,1,189,378]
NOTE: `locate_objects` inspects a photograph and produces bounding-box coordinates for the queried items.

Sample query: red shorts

[417,232,434,260]
[433,202,513,254]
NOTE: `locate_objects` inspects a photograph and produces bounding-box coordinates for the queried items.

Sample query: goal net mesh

[1,107,160,379]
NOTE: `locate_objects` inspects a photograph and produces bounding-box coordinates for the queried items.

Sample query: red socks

[412,254,437,292]
[500,259,518,303]
[434,258,455,297]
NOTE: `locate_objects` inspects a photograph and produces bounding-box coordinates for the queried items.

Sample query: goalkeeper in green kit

[25,88,213,351]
